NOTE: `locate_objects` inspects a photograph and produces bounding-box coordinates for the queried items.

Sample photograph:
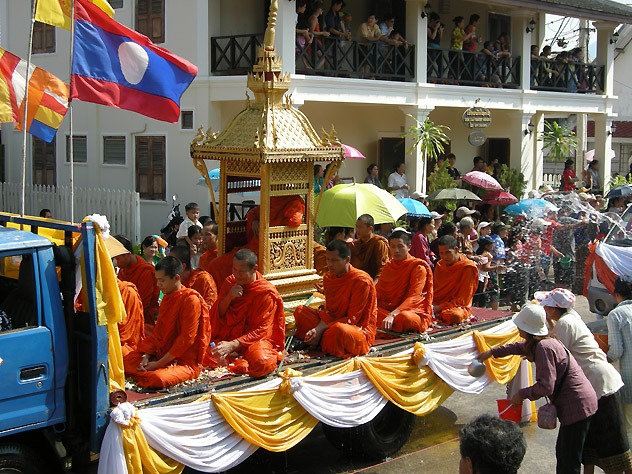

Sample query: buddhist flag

[71,0,197,123]
[0,48,69,142]
[35,0,115,30]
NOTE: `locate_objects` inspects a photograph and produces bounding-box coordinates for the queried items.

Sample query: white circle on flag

[118,42,149,85]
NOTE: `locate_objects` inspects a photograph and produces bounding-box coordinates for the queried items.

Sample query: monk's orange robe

[376,256,433,333]
[183,268,218,307]
[294,266,377,358]
[209,196,305,288]
[433,254,478,325]
[124,288,210,388]
[118,255,160,324]
[198,248,218,273]
[350,234,389,280]
[203,273,285,377]
[313,242,328,276]
[117,279,145,357]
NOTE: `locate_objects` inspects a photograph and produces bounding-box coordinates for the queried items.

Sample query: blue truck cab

[0,214,110,473]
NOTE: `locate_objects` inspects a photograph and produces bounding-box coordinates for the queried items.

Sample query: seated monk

[114,235,160,324]
[198,218,219,273]
[123,256,210,388]
[313,241,328,277]
[117,279,145,357]
[208,195,306,288]
[171,245,218,307]
[203,249,285,377]
[376,230,433,334]
[293,239,377,358]
[350,214,389,282]
[432,235,478,325]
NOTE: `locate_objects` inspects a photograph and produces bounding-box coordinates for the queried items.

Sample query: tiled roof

[585,121,632,138]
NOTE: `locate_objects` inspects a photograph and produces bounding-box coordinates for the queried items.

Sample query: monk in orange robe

[432,235,479,325]
[376,230,433,334]
[117,279,145,357]
[208,195,305,288]
[124,256,210,388]
[313,241,328,277]
[350,214,389,282]
[294,239,377,358]
[203,249,285,377]
[198,219,219,273]
[114,235,160,324]
[171,245,218,307]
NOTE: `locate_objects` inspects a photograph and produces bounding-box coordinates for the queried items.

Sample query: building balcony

[210,33,605,95]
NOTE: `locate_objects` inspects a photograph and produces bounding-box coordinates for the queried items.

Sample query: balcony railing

[427,48,520,88]
[295,37,415,81]
[530,58,604,93]
[210,33,414,81]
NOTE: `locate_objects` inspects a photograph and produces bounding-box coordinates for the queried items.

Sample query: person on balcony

[449,16,473,82]
[476,41,501,86]
[357,13,383,77]
[463,14,480,53]
[307,1,330,70]
[364,163,384,189]
[388,161,409,198]
[378,13,408,49]
[325,0,351,41]
[295,0,312,51]
[427,12,444,80]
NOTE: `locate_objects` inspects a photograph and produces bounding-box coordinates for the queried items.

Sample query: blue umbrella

[504,199,559,218]
[605,185,632,199]
[397,198,432,217]
[196,168,220,185]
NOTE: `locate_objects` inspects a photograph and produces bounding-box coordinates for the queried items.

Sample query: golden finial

[263,0,278,50]
[192,125,205,145]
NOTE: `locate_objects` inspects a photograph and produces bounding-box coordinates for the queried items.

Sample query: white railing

[0,182,141,242]
[542,173,561,188]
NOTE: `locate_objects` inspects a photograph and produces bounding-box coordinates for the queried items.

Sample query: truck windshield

[605,205,632,246]
[0,253,38,330]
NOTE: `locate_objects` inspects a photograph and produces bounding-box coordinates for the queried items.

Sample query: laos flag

[71,0,197,123]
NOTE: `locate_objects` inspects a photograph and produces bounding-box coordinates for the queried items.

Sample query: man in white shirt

[388,162,408,198]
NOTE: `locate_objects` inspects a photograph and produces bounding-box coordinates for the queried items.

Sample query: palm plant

[402,115,450,161]
[537,120,577,175]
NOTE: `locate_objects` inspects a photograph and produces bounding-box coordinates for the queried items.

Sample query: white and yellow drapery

[98,319,534,474]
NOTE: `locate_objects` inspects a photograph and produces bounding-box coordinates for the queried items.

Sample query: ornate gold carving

[271,240,306,271]
[225,160,261,175]
[192,126,205,145]
[271,162,304,183]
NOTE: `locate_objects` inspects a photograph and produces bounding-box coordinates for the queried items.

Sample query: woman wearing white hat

[537,288,632,474]
[478,304,597,474]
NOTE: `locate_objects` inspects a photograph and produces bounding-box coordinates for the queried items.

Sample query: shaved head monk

[114,235,160,324]
[198,218,219,273]
[350,214,390,282]
[432,235,478,325]
[293,239,377,358]
[171,245,218,308]
[203,249,285,377]
[376,230,433,334]
[123,256,210,388]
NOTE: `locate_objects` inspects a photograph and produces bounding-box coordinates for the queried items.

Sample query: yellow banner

[35,0,115,31]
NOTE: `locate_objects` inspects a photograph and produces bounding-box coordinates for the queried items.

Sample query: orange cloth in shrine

[123,287,210,388]
[204,272,285,377]
[313,242,328,276]
[183,268,218,307]
[349,234,389,280]
[118,254,160,324]
[433,254,478,325]
[294,266,377,358]
[376,256,433,333]
[198,248,218,273]
[117,279,145,357]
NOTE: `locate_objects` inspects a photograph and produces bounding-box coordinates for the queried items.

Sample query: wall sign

[462,107,492,129]
[468,131,487,146]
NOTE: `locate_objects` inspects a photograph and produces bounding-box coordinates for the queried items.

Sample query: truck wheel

[322,402,416,460]
[0,444,49,474]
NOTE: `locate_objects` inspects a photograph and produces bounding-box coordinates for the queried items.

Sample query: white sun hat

[534,288,576,309]
[512,304,548,336]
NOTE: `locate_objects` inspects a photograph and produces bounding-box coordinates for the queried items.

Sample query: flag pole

[21,0,37,217]
[68,0,76,223]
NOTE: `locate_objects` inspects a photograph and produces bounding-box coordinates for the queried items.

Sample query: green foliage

[499,165,527,200]
[538,120,577,165]
[427,162,457,213]
[608,174,632,190]
[402,115,451,161]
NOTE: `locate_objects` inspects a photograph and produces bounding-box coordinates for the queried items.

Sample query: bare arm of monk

[141,352,175,371]
[305,319,329,345]
[219,284,243,317]
[382,310,400,329]
[214,339,241,358]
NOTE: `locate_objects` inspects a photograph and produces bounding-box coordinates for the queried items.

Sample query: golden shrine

[190,0,345,299]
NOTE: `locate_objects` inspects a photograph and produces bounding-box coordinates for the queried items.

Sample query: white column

[517,112,537,191]
[532,112,545,190]
[594,21,618,97]
[576,113,588,171]
[401,105,434,195]
[276,0,296,75]
[511,15,533,91]
[196,0,209,77]
[406,0,425,83]
[593,114,613,195]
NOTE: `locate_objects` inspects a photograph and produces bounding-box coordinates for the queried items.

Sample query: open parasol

[397,198,432,217]
[504,199,559,218]
[461,171,503,191]
[482,190,518,206]
[427,188,482,201]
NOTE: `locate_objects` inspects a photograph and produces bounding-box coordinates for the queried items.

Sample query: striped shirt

[607,300,632,404]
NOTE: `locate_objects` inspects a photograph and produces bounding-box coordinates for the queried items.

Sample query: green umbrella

[427,188,482,201]
[316,183,408,228]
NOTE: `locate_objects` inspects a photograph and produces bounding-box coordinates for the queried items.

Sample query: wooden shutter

[33,137,57,185]
[33,22,55,54]
[135,136,165,200]
[136,0,164,43]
